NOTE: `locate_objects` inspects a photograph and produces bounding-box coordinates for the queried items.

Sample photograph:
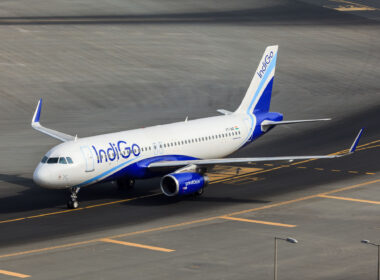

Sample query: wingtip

[349,128,364,153]
[32,98,42,125]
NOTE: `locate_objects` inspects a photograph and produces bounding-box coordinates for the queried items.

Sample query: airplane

[32,45,363,209]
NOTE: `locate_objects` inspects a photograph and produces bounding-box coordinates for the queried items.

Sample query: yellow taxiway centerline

[0,269,30,278]
[219,216,296,228]
[319,194,380,205]
[0,178,379,259]
[326,0,378,11]
[0,194,158,224]
[100,238,174,252]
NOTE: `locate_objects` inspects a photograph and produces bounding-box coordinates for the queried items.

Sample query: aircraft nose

[33,166,51,188]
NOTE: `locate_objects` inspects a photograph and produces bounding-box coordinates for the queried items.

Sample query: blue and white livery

[32,46,363,209]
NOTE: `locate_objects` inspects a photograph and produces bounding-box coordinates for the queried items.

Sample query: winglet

[349,128,364,153]
[32,98,42,125]
[30,98,75,142]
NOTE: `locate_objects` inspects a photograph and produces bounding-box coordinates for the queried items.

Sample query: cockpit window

[47,157,59,164]
[66,157,73,164]
[41,156,48,163]
[59,157,67,164]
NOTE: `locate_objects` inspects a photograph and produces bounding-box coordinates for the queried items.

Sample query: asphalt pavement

[0,0,379,279]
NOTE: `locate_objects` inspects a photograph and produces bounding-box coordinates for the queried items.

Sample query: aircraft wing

[31,99,75,142]
[148,129,363,169]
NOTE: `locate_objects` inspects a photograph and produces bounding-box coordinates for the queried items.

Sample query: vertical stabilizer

[235,45,278,114]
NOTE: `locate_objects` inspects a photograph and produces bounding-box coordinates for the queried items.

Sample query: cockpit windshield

[47,157,59,164]
[41,156,74,164]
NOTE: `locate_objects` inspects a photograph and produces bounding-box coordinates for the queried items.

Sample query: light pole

[274,237,298,280]
[361,239,380,280]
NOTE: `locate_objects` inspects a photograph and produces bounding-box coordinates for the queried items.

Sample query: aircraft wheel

[127,179,135,189]
[67,200,79,209]
[194,188,204,196]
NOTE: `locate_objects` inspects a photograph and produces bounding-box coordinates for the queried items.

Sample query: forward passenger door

[80,146,95,172]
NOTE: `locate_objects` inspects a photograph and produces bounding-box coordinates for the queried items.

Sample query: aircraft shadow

[126,194,269,207]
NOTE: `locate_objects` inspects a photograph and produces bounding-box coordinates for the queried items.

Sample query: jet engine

[160,172,209,197]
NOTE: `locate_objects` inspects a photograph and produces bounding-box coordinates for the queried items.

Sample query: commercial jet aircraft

[32,45,363,209]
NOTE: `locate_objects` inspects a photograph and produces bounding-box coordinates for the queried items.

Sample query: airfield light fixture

[361,239,380,280]
[274,237,298,280]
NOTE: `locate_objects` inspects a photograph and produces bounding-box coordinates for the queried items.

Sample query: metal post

[274,237,278,280]
[377,245,379,280]
[273,237,297,280]
[361,240,380,280]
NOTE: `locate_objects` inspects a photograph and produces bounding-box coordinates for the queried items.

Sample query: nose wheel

[67,187,80,209]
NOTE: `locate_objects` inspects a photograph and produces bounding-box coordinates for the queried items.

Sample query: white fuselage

[33,113,254,189]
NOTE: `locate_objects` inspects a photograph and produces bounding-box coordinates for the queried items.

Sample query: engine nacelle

[160,172,209,197]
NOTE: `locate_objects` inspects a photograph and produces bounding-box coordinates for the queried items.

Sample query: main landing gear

[67,187,80,209]
[194,187,204,196]
[117,178,135,191]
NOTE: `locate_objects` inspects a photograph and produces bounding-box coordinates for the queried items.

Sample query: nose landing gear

[67,187,80,209]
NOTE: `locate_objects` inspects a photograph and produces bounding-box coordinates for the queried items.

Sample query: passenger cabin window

[59,157,67,164]
[47,157,59,164]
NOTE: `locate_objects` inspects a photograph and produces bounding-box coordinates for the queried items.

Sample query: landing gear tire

[117,178,135,191]
[67,200,79,209]
[194,188,204,196]
[67,187,80,209]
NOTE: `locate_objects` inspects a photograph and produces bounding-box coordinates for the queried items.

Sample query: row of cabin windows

[42,131,242,163]
[41,156,74,164]
[139,130,241,152]
[99,130,242,160]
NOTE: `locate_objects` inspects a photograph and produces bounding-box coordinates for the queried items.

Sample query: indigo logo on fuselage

[257,51,274,79]
[92,141,140,163]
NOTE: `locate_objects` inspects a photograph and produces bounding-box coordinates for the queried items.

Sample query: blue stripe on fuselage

[106,154,199,181]
[73,157,140,188]
[73,154,199,188]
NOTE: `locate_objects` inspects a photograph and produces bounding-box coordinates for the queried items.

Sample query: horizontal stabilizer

[31,99,75,142]
[217,109,233,115]
[261,118,331,131]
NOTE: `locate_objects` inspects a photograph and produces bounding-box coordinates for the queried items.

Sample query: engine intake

[160,172,209,197]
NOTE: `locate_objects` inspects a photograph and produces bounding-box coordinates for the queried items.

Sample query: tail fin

[235,45,278,114]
